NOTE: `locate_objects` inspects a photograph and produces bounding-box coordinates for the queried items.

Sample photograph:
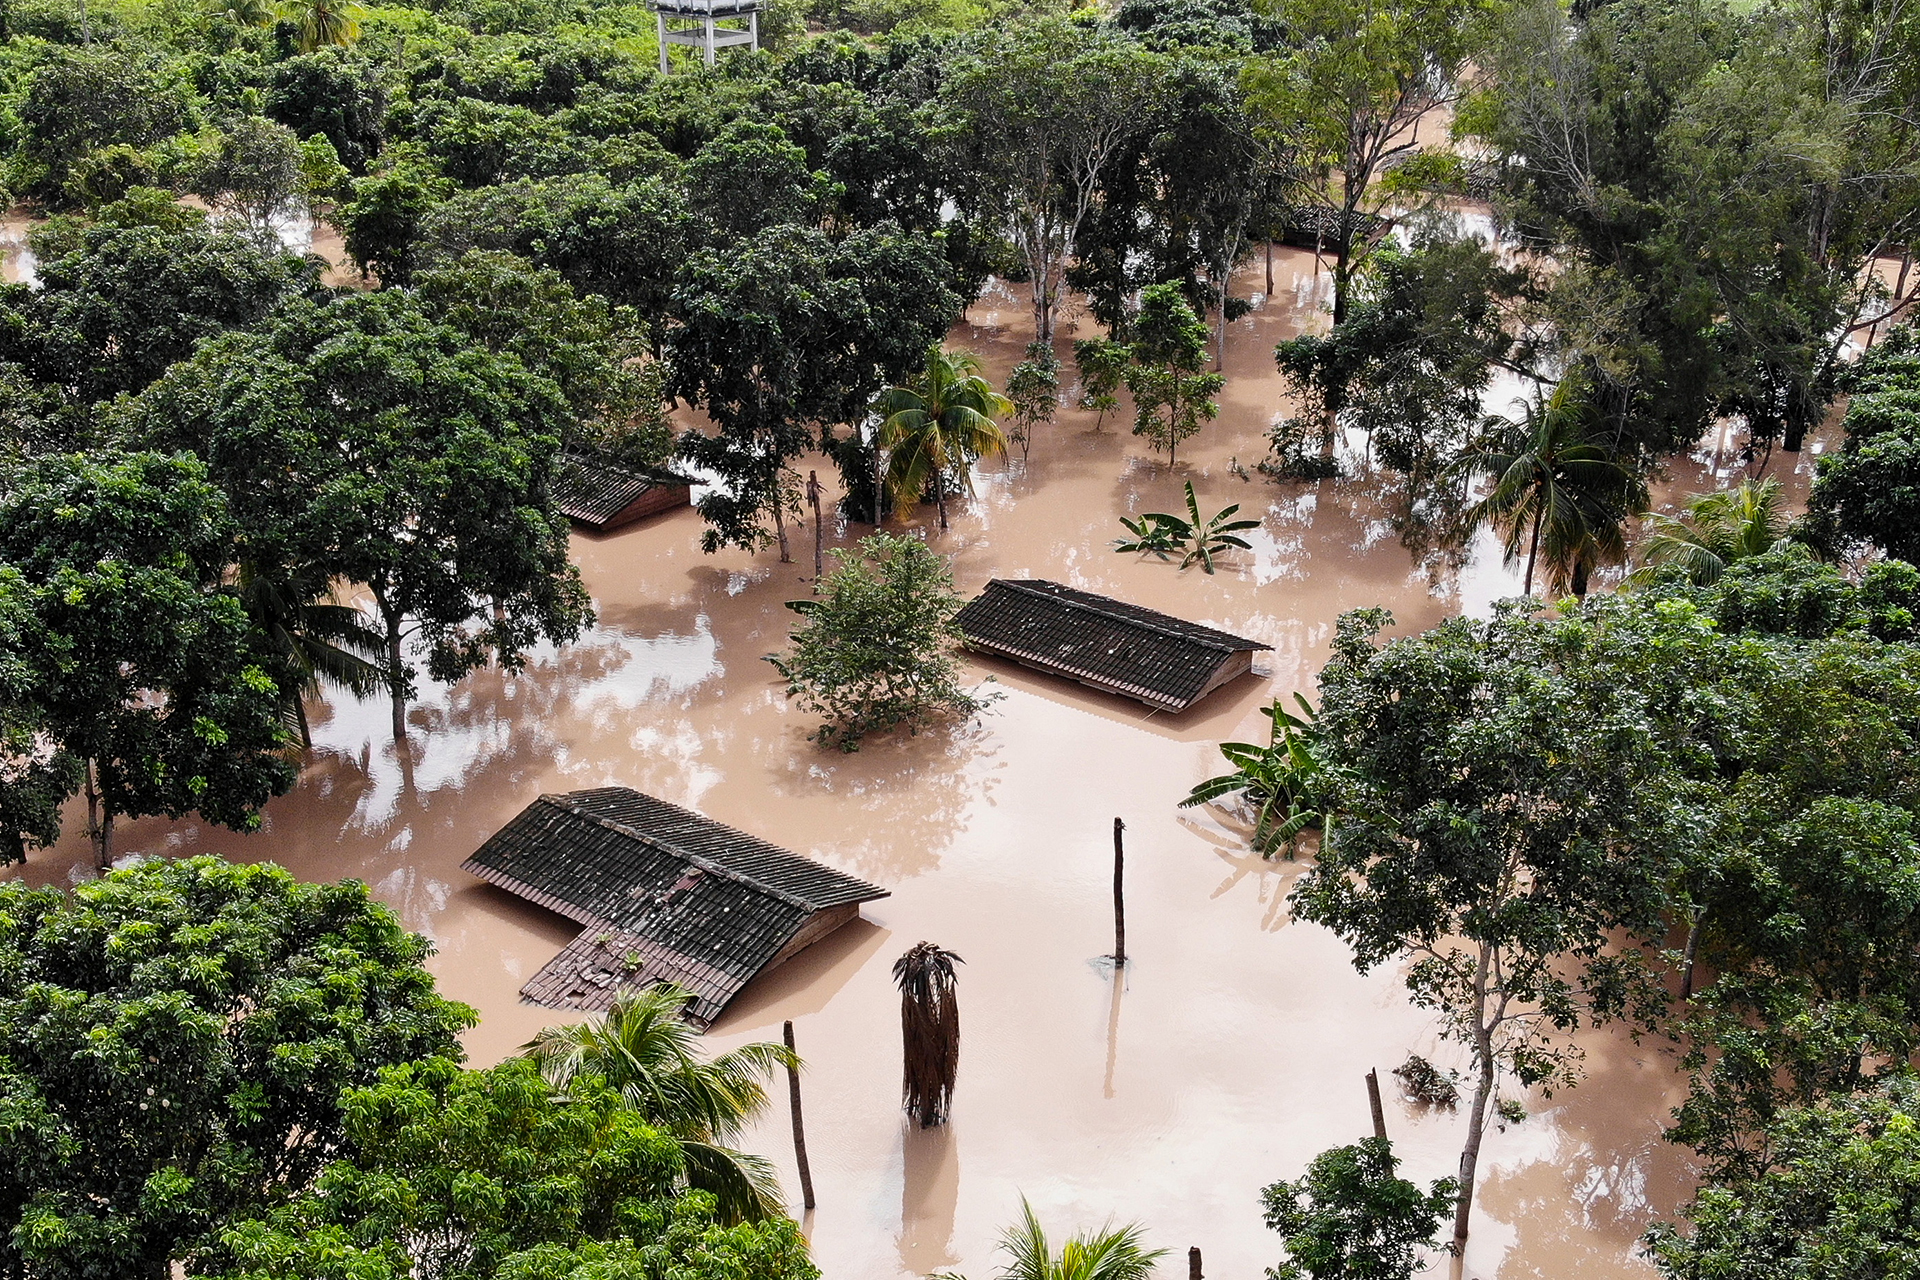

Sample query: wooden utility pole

[806,470,824,586]
[1366,1068,1388,1141]
[1112,817,1127,967]
[1188,1246,1203,1280]
[783,1021,816,1210]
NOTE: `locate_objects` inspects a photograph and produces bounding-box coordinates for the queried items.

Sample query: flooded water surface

[14,245,1829,1279]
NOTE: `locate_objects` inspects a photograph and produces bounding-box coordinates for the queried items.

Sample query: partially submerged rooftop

[552,452,694,533]
[954,579,1271,714]
[462,787,888,1026]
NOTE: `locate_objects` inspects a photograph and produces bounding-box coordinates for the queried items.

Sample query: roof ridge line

[542,794,824,913]
[991,579,1251,653]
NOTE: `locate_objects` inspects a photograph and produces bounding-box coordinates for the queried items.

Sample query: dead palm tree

[993,1198,1166,1280]
[1634,475,1788,586]
[894,941,963,1128]
[523,983,797,1223]
[1451,369,1648,597]
[875,346,1011,532]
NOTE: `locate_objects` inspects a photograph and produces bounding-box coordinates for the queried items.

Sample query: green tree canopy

[670,222,958,557]
[523,984,797,1225]
[1810,325,1920,563]
[201,1056,819,1280]
[0,450,296,865]
[0,856,473,1280]
[124,291,592,747]
[1124,281,1223,466]
[1647,1076,1920,1280]
[0,218,313,416]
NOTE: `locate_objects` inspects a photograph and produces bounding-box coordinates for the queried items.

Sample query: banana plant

[1112,512,1183,559]
[1111,482,1260,574]
[1179,693,1328,857]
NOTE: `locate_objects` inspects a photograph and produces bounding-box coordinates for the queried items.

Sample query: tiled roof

[955,579,1271,712]
[552,452,691,530]
[462,788,887,1024]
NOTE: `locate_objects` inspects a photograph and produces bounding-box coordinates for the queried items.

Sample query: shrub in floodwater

[769,531,996,751]
[1261,1136,1458,1280]
[1393,1053,1460,1109]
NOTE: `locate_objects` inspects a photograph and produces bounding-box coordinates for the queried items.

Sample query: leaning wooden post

[783,1020,816,1211]
[806,470,824,587]
[1366,1068,1388,1141]
[1188,1246,1203,1279]
[1112,817,1127,968]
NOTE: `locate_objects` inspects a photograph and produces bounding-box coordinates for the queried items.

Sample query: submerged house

[551,452,694,533]
[462,788,888,1026]
[954,579,1271,714]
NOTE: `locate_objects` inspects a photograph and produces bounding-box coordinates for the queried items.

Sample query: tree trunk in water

[774,499,792,563]
[933,464,949,531]
[296,694,312,749]
[1265,241,1273,297]
[783,1021,817,1211]
[1680,907,1706,1000]
[85,758,113,869]
[1451,1051,1497,1254]
[1367,1068,1388,1140]
[807,470,823,587]
[1112,817,1126,967]
[386,626,407,747]
[1331,239,1353,326]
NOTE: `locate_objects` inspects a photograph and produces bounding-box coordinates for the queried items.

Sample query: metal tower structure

[654,0,760,70]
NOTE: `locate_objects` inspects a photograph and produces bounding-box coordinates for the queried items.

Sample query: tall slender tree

[894,942,964,1128]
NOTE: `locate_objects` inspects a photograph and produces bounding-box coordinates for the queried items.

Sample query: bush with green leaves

[770,532,992,751]
[1646,1076,1920,1280]
[1261,1137,1457,1280]
[200,1056,820,1280]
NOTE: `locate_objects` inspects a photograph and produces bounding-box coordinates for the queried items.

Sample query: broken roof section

[954,578,1271,714]
[552,452,694,533]
[462,787,888,1026]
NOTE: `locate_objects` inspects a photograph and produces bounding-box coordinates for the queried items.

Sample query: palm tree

[278,0,363,50]
[236,563,386,747]
[1451,370,1649,597]
[523,983,797,1224]
[875,346,1011,532]
[1634,476,1787,586]
[206,0,274,26]
[991,1199,1166,1280]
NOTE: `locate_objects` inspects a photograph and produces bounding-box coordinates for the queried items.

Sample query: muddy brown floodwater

[13,242,1829,1279]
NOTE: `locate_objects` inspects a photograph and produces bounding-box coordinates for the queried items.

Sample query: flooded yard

[11,243,1827,1279]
